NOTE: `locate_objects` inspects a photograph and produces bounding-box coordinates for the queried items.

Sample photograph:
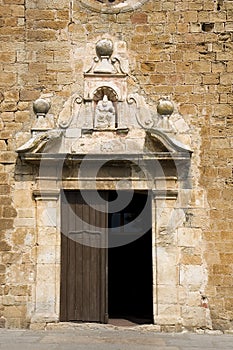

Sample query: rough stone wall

[0,0,232,330]
[0,0,30,328]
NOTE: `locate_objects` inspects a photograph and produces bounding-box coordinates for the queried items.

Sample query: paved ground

[0,323,233,350]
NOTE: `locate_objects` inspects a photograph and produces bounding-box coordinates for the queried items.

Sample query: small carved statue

[95,95,115,129]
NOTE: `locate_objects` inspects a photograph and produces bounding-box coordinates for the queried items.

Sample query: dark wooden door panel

[60,190,108,323]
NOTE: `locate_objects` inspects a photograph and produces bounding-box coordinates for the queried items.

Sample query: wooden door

[60,190,108,323]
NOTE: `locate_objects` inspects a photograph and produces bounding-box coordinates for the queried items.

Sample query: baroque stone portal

[15,38,194,329]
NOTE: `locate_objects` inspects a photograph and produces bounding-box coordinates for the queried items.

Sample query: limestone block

[65,128,81,138]
[157,207,174,232]
[180,250,202,265]
[166,208,186,233]
[17,209,35,219]
[2,252,21,265]
[13,189,34,208]
[37,227,58,246]
[7,265,34,284]
[3,305,27,319]
[36,264,57,284]
[100,139,125,153]
[15,111,30,123]
[156,305,181,325]
[192,61,211,73]
[0,273,6,284]
[188,210,210,230]
[171,114,190,133]
[182,306,208,328]
[125,139,145,153]
[0,52,16,64]
[0,316,6,328]
[1,112,15,122]
[187,291,204,307]
[0,264,6,273]
[157,285,179,305]
[0,240,11,251]
[10,284,30,296]
[14,218,35,228]
[36,245,56,264]
[2,296,16,306]
[35,283,55,308]
[37,206,57,227]
[12,228,34,247]
[72,138,101,154]
[3,205,17,218]
[178,285,188,305]
[30,322,46,330]
[179,265,206,289]
[11,4,25,17]
[190,189,206,208]
[177,228,202,247]
[0,173,9,184]
[176,189,192,208]
[0,72,17,86]
[157,247,178,285]
[0,151,17,164]
[0,141,7,151]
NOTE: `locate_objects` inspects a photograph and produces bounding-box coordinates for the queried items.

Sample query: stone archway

[17,140,191,327]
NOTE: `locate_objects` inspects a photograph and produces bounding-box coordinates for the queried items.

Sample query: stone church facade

[0,0,232,331]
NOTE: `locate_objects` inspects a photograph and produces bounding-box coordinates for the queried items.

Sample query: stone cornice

[19,152,191,165]
[33,189,60,201]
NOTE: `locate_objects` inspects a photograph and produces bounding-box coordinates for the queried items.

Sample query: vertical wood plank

[75,192,83,320]
[60,191,68,321]
[67,192,77,320]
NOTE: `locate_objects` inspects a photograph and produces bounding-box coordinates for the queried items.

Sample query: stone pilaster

[152,190,181,328]
[30,190,60,325]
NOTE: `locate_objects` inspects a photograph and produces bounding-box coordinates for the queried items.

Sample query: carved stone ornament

[79,0,150,13]
[17,37,192,158]
[157,98,174,116]
[94,95,116,129]
[33,98,50,117]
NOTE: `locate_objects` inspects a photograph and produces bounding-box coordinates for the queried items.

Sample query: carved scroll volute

[127,94,154,129]
[58,95,83,129]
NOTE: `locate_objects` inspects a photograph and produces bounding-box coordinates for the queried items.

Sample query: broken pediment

[146,129,192,154]
[16,38,192,168]
[17,130,63,154]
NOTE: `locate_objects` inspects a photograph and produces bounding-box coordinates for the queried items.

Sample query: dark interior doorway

[60,190,153,325]
[108,191,153,324]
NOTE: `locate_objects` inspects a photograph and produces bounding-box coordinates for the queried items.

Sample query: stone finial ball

[33,98,51,115]
[96,39,114,58]
[157,98,174,116]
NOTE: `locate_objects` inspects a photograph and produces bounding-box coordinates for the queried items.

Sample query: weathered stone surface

[0,241,11,251]
[0,0,232,332]
[0,316,6,328]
